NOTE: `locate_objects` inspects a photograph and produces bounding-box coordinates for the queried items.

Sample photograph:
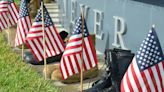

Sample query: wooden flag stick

[7,2,10,45]
[22,44,24,60]
[41,1,47,80]
[80,8,84,92]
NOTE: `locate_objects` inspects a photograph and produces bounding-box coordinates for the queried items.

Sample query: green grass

[0,34,61,92]
[14,0,20,6]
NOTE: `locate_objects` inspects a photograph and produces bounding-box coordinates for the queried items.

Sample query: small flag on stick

[60,15,98,79]
[0,0,19,31]
[15,0,31,46]
[26,5,65,62]
[121,25,164,92]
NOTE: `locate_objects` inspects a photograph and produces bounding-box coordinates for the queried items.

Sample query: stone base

[43,63,99,83]
[3,27,17,47]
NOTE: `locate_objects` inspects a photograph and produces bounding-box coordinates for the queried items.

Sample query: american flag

[7,0,19,27]
[0,0,18,31]
[15,0,31,46]
[121,26,164,92]
[26,5,65,62]
[60,16,98,79]
[0,0,8,12]
[0,0,8,30]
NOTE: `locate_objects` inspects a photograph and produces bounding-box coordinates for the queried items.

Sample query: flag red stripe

[63,58,69,78]
[9,3,18,22]
[69,37,82,43]
[35,39,45,61]
[48,27,61,53]
[131,63,142,92]
[0,14,6,29]
[52,26,65,50]
[68,56,75,74]
[49,27,63,53]
[60,63,65,80]
[141,72,151,92]
[80,53,87,71]
[156,64,163,92]
[19,19,26,44]
[28,30,42,34]
[83,42,92,68]
[148,68,158,92]
[45,38,53,57]
[87,37,98,65]
[126,69,134,92]
[26,40,41,62]
[74,55,81,73]
[1,13,8,26]
[17,24,24,45]
[8,6,16,25]
[45,28,57,55]
[65,44,81,51]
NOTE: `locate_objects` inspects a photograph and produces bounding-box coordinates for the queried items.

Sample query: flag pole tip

[152,24,155,28]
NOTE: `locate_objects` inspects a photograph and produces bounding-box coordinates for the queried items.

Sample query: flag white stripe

[123,73,130,92]
[11,3,19,19]
[69,34,82,40]
[152,66,162,92]
[61,59,67,79]
[70,55,78,73]
[133,58,147,92]
[27,32,43,38]
[45,37,52,57]
[83,49,91,70]
[76,54,82,71]
[22,17,29,35]
[143,70,155,92]
[30,27,42,32]
[19,20,26,43]
[64,47,82,55]
[16,26,22,45]
[144,70,155,92]
[128,64,139,92]
[84,38,96,67]
[33,22,42,26]
[67,40,82,47]
[46,27,58,55]
[0,21,3,29]
[45,36,55,55]
[158,62,164,88]
[50,26,64,51]
[26,16,31,30]
[8,5,17,23]
[4,13,12,27]
[0,13,7,28]
[65,56,73,76]
[8,13,15,25]
[28,40,42,60]
[46,28,60,54]
[0,9,7,12]
[34,39,44,60]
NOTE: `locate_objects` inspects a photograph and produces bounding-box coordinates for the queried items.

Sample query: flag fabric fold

[0,0,19,31]
[60,16,98,79]
[26,5,65,62]
[121,26,164,92]
[15,0,31,46]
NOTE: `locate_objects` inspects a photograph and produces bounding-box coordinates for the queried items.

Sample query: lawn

[0,33,61,92]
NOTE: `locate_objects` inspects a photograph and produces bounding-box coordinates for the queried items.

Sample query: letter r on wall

[112,16,128,50]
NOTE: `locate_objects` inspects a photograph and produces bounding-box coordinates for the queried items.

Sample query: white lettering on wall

[112,16,128,50]
[80,4,90,21]
[71,0,77,24]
